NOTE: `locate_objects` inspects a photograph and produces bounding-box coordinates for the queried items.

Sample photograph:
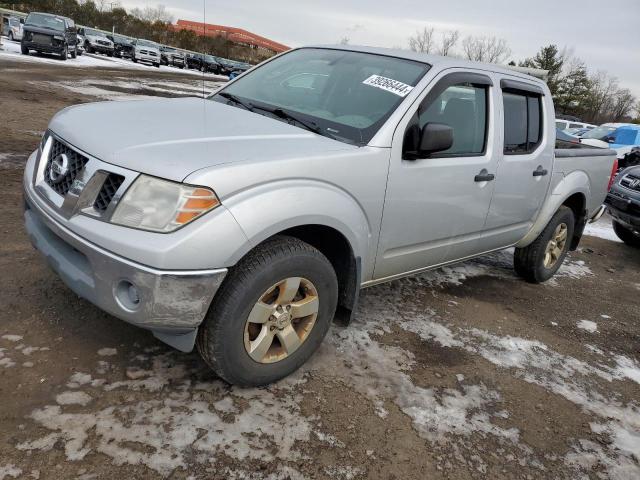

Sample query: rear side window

[503,90,542,154]
[612,129,639,145]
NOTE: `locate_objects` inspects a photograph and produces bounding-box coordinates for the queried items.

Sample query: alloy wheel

[543,223,568,268]
[244,277,319,364]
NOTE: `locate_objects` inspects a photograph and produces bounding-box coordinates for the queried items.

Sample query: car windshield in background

[26,13,65,31]
[582,125,616,140]
[211,48,430,145]
[85,28,106,37]
[137,39,157,47]
[205,55,217,62]
[114,35,130,43]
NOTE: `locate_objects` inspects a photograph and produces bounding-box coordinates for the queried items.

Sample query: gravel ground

[1,56,639,480]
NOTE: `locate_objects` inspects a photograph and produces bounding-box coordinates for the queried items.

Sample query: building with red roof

[171,20,289,55]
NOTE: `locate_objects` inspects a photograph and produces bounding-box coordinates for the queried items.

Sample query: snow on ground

[584,217,622,243]
[0,36,227,81]
[577,319,598,333]
[0,464,22,480]
[32,76,222,101]
[12,249,631,478]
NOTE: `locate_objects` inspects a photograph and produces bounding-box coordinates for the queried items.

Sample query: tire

[60,45,68,61]
[71,47,77,59]
[9,32,14,41]
[612,220,640,247]
[514,206,575,283]
[132,56,137,63]
[197,236,338,386]
[21,44,28,55]
[155,62,160,68]
[85,43,92,54]
[107,51,113,57]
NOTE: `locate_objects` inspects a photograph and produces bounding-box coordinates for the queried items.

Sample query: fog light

[115,280,141,311]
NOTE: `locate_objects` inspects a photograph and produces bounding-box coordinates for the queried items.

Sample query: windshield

[582,125,617,140]
[611,128,639,145]
[211,48,430,145]
[85,28,106,37]
[205,55,216,62]
[136,39,157,47]
[26,13,66,31]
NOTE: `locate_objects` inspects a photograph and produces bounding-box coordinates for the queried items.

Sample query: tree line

[0,0,274,63]
[407,27,638,124]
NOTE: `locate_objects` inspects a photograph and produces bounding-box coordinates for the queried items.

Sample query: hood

[48,98,355,182]
[24,25,65,36]
[580,138,609,149]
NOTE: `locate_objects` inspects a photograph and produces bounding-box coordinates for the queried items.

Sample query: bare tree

[437,30,459,56]
[462,35,511,64]
[339,36,350,45]
[610,88,637,122]
[408,27,435,53]
[130,5,173,24]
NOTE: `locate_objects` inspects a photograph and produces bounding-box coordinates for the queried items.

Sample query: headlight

[53,35,64,40]
[40,130,50,153]
[111,175,220,233]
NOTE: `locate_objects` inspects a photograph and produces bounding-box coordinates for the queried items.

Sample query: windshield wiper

[217,92,254,112]
[253,105,322,136]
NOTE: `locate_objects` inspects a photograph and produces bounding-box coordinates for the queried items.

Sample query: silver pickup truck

[23,46,617,386]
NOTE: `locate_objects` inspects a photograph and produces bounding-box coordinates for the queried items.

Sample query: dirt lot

[1,57,639,480]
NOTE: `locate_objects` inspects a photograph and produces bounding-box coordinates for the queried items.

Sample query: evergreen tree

[520,45,564,97]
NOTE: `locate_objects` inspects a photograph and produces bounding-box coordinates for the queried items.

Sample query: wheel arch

[516,171,591,249]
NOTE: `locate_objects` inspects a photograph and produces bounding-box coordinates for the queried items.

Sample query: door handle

[533,166,548,177]
[474,170,495,182]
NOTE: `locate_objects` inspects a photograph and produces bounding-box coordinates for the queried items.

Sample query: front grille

[44,139,88,196]
[97,40,109,46]
[620,174,640,192]
[33,33,52,45]
[93,173,124,212]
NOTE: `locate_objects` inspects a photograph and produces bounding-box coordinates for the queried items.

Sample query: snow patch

[56,391,92,406]
[583,219,622,243]
[0,464,22,480]
[577,320,598,333]
[1,335,23,342]
[97,348,117,357]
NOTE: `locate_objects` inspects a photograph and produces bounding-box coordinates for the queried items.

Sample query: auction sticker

[362,75,414,97]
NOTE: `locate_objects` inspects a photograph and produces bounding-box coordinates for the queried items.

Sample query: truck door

[482,79,553,248]
[374,70,499,280]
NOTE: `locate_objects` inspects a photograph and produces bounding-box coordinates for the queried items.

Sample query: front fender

[221,179,372,277]
[516,170,590,248]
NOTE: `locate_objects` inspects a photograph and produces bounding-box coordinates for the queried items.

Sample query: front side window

[414,83,488,155]
[612,128,639,145]
[503,90,542,154]
[211,48,430,145]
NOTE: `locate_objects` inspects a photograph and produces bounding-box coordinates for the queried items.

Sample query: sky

[119,0,640,98]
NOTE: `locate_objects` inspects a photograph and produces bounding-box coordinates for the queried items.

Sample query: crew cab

[21,12,78,60]
[23,46,617,386]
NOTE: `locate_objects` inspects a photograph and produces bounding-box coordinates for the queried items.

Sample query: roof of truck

[306,44,546,86]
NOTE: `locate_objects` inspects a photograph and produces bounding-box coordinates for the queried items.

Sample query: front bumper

[24,188,227,352]
[135,51,159,63]
[605,191,640,230]
[90,43,114,54]
[22,41,64,54]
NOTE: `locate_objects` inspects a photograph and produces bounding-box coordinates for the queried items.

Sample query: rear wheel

[59,45,68,61]
[70,46,77,59]
[612,220,640,247]
[196,236,338,386]
[514,206,575,283]
[9,32,14,41]
[21,44,28,55]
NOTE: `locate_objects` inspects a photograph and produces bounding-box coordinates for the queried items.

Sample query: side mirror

[418,123,454,156]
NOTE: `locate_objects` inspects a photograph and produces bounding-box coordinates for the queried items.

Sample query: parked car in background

[2,16,24,41]
[186,52,204,70]
[556,128,581,147]
[21,12,78,60]
[582,124,640,159]
[564,127,590,137]
[555,119,596,131]
[580,123,633,148]
[202,54,221,73]
[131,38,160,67]
[78,27,114,56]
[76,33,84,55]
[605,165,640,247]
[160,46,185,68]
[107,33,133,58]
[24,46,617,386]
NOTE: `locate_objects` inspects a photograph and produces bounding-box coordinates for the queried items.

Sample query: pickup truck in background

[23,46,617,386]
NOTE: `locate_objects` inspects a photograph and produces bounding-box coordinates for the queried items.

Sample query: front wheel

[59,45,68,61]
[154,62,160,68]
[514,206,575,283]
[21,44,28,55]
[70,47,77,59]
[9,32,14,41]
[612,220,640,247]
[197,236,338,386]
